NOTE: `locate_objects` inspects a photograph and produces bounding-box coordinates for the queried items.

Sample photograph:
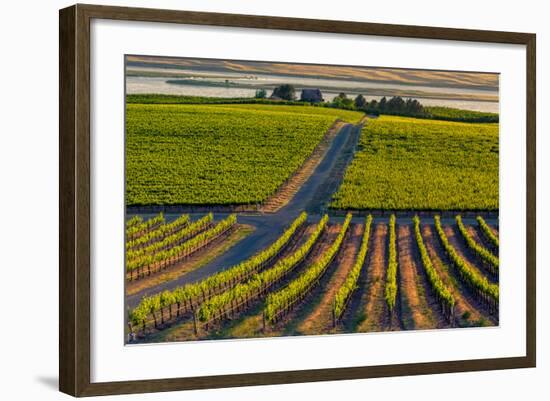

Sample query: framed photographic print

[59,4,536,397]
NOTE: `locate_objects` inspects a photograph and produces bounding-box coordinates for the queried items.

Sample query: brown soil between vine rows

[421,224,497,327]
[444,225,498,284]
[468,225,499,257]
[295,223,364,335]
[132,219,500,344]
[397,224,442,330]
[263,224,342,337]
[355,223,392,333]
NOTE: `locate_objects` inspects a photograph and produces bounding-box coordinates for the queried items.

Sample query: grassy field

[330,115,499,210]
[126,103,363,206]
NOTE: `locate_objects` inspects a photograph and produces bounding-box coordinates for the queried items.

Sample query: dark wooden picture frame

[59,3,536,397]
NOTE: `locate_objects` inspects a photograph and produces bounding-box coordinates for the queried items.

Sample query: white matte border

[90,19,526,383]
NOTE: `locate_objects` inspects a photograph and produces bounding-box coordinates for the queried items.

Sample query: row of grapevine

[126,214,213,264]
[129,212,308,329]
[126,213,190,250]
[384,214,398,313]
[476,216,499,249]
[455,215,499,276]
[197,215,329,326]
[332,215,372,323]
[126,214,236,280]
[126,215,142,229]
[126,212,164,240]
[264,213,352,324]
[434,215,498,312]
[412,216,455,322]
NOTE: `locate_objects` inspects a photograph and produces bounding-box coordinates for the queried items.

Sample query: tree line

[259,85,424,116]
[331,92,424,116]
[257,85,498,123]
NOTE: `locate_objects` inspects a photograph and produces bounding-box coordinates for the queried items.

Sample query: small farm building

[300,89,324,103]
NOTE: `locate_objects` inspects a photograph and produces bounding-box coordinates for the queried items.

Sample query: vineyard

[126,213,499,342]
[126,103,363,206]
[330,115,499,210]
[124,94,500,344]
[124,212,254,283]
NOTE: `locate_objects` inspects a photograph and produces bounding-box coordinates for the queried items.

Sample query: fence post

[127,322,134,343]
[192,309,198,336]
[452,307,456,327]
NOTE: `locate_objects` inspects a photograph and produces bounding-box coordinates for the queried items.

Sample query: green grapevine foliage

[384,215,398,312]
[477,216,499,248]
[126,213,190,250]
[126,212,164,240]
[412,216,455,320]
[126,215,143,229]
[455,215,499,275]
[126,214,213,266]
[333,215,372,320]
[265,213,352,323]
[331,116,499,210]
[126,103,363,206]
[434,215,498,308]
[197,215,329,323]
[129,212,308,327]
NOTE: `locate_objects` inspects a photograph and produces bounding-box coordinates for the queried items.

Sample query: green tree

[271,84,296,101]
[379,96,387,112]
[354,94,367,109]
[255,89,267,99]
[331,95,354,110]
[387,96,406,112]
[405,98,423,114]
[368,99,378,110]
[342,98,354,109]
